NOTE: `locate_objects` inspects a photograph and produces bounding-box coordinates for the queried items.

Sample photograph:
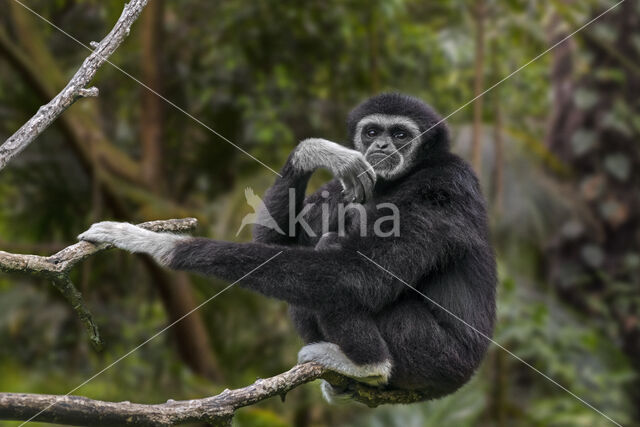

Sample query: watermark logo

[236,187,285,236]
[236,187,399,238]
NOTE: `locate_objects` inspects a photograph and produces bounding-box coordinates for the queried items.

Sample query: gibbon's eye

[393,131,407,140]
[366,128,378,138]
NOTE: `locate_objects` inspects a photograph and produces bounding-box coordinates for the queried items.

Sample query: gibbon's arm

[253,139,376,245]
[251,151,311,245]
[78,199,476,312]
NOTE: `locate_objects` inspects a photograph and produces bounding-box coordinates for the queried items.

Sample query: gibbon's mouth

[367,151,399,166]
[367,150,394,158]
[367,151,400,172]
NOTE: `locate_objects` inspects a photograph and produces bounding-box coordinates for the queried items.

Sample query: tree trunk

[491,93,504,215]
[367,8,380,94]
[142,258,223,382]
[140,0,166,192]
[470,0,486,174]
[138,1,223,382]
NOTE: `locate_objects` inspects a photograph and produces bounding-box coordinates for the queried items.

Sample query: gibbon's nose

[375,137,391,150]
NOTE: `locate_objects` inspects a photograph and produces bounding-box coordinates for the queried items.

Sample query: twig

[0,218,198,349]
[0,363,430,426]
[0,0,150,171]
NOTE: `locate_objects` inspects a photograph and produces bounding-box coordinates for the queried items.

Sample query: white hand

[78,221,185,265]
[293,138,376,203]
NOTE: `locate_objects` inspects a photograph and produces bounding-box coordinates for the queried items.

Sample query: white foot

[298,342,392,386]
[320,380,356,405]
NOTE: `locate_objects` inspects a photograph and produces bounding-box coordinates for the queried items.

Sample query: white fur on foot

[77,221,187,265]
[320,380,356,405]
[298,342,392,386]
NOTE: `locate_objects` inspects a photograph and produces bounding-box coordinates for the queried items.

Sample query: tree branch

[0,363,429,426]
[0,0,150,171]
[0,13,204,220]
[0,23,144,187]
[0,218,197,276]
[0,218,198,349]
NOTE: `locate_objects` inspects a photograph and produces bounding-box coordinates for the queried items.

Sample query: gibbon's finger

[346,187,357,203]
[345,174,360,203]
[340,178,356,203]
[354,158,375,203]
[359,171,374,202]
[350,173,366,204]
[363,161,377,186]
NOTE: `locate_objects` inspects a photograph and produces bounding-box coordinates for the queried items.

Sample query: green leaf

[573,89,598,110]
[581,244,604,268]
[570,129,597,156]
[604,153,631,181]
[632,35,640,54]
[624,253,640,270]
[592,23,618,44]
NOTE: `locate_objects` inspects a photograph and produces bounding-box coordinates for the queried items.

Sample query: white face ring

[354,114,421,180]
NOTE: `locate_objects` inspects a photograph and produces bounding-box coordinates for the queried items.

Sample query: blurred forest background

[0,0,639,425]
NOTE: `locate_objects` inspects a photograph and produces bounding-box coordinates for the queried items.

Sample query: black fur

[169,94,496,398]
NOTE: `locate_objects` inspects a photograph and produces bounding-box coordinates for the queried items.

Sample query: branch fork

[0,218,198,349]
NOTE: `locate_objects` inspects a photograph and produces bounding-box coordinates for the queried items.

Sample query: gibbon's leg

[288,305,323,344]
[375,298,481,394]
[297,308,392,386]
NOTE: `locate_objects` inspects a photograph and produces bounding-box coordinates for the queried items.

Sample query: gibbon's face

[353,114,422,180]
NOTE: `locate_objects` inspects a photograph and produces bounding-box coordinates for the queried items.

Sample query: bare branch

[0,218,197,276]
[0,363,429,425]
[0,218,198,349]
[0,0,150,171]
[78,87,99,97]
[51,274,103,350]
